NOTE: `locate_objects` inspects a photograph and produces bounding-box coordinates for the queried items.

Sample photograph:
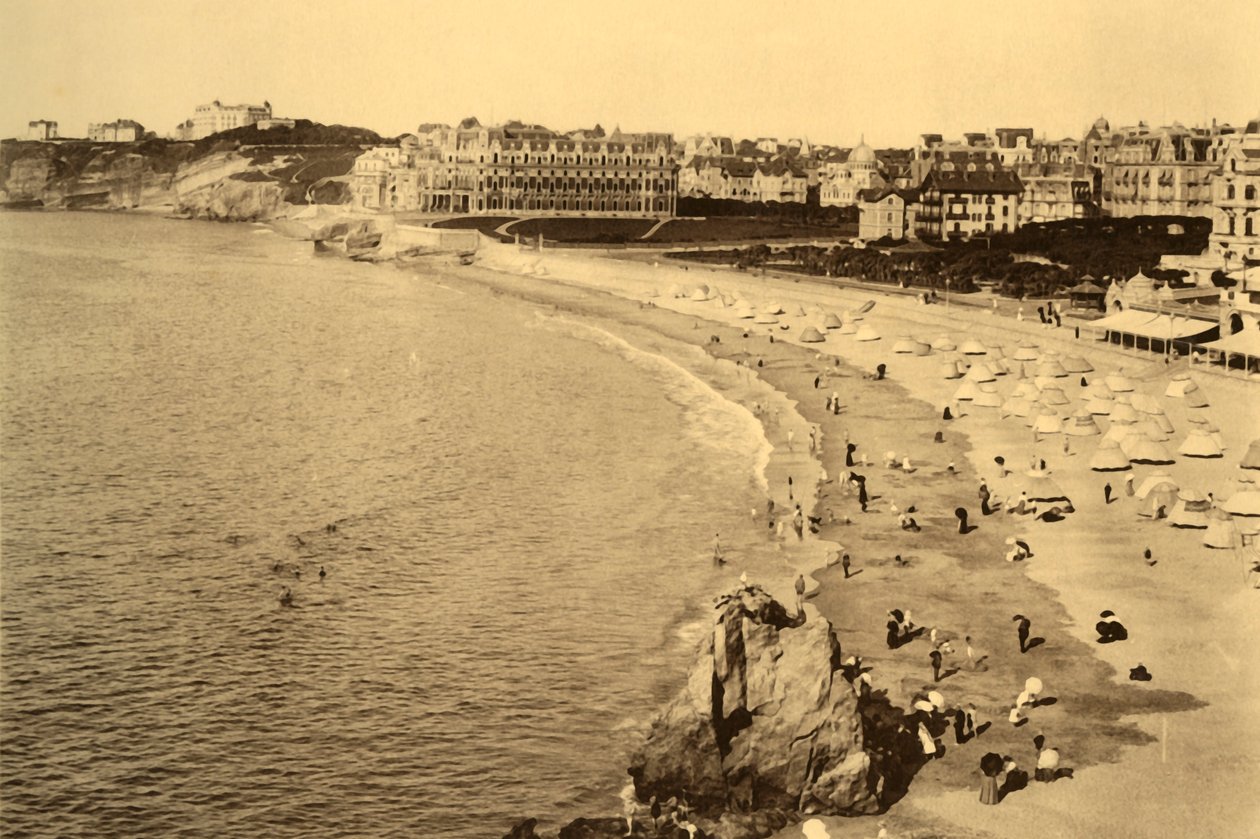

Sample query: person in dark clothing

[841,553,852,578]
[955,507,970,533]
[1014,614,1032,653]
[1037,306,1046,323]
[1104,483,1113,504]
[886,617,901,649]
[846,443,857,467]
[1054,312,1062,328]
[930,648,943,682]
[858,483,869,512]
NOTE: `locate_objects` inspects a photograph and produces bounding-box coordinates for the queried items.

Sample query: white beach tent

[1138,481,1179,518]
[734,303,757,319]
[939,356,966,379]
[1039,387,1071,407]
[791,304,808,317]
[1109,402,1141,425]
[1000,396,1036,418]
[1241,439,1260,470]
[1105,373,1136,393]
[800,326,826,343]
[960,339,988,355]
[1033,411,1064,435]
[1222,491,1260,517]
[1034,375,1064,391]
[837,321,858,335]
[1165,374,1199,398]
[1184,389,1210,408]
[1123,434,1176,465]
[1179,429,1224,458]
[855,324,881,342]
[965,363,997,383]
[690,287,710,301]
[953,380,982,402]
[1169,490,1212,528]
[1036,358,1069,378]
[1083,382,1113,401]
[1089,441,1131,471]
[1131,419,1172,442]
[1065,409,1101,436]
[1062,356,1094,374]
[931,335,958,352]
[1085,397,1114,416]
[1013,381,1042,400]
[760,302,785,315]
[1135,470,1177,499]
[893,336,920,354]
[1022,470,1071,504]
[973,386,1003,408]
[1129,393,1163,415]
[1012,342,1040,362]
[823,312,844,329]
[1202,507,1238,548]
[754,313,780,324]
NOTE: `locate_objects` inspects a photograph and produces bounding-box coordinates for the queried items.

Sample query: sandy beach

[453,239,1260,838]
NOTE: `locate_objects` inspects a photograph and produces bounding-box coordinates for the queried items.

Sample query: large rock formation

[630,585,880,823]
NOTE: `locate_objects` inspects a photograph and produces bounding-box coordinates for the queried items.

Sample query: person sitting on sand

[279,587,294,608]
[884,451,899,468]
[1096,611,1128,644]
[899,512,921,533]
[901,456,916,473]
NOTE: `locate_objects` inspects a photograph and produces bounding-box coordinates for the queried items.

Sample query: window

[1247,186,1257,201]
[1247,218,1255,236]
[1227,185,1236,200]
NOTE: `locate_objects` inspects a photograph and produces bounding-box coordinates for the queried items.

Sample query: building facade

[917,168,1022,239]
[1103,124,1216,217]
[1209,118,1260,264]
[858,186,919,241]
[27,120,57,140]
[352,118,677,216]
[1016,164,1096,224]
[88,119,144,142]
[184,100,272,140]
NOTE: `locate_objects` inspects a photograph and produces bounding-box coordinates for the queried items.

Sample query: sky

[1,0,1258,147]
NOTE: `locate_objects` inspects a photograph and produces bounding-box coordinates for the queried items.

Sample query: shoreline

[458,240,1259,837]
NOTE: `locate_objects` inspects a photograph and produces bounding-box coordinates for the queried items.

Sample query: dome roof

[1093,116,1110,131]
[850,137,876,163]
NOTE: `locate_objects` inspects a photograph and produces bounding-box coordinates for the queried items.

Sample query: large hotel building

[351,118,678,216]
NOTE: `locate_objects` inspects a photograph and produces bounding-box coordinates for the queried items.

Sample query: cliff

[0,121,384,220]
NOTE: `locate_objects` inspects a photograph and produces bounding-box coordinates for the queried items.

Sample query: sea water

[0,214,774,838]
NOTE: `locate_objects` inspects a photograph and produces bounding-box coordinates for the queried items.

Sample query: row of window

[1224,184,1259,200]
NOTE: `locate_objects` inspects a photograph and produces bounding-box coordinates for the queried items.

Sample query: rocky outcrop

[632,585,880,826]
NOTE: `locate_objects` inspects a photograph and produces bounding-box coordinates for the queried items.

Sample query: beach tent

[965,363,997,383]
[953,380,982,402]
[1039,387,1070,407]
[1083,382,1113,401]
[1085,397,1114,416]
[734,304,757,319]
[1105,373,1136,393]
[1203,507,1238,548]
[960,339,988,355]
[987,344,1006,360]
[1138,481,1179,517]
[1179,430,1224,458]
[973,387,1003,408]
[893,337,920,354]
[1036,358,1069,378]
[1000,397,1035,418]
[1122,435,1176,465]
[1135,470,1177,499]
[1131,419,1172,442]
[989,357,1011,376]
[1023,471,1071,504]
[939,356,965,379]
[1102,424,1134,445]
[754,313,780,324]
[837,321,858,335]
[1012,342,1040,361]
[1148,413,1176,435]
[1034,375,1063,390]
[1089,442,1131,471]
[690,287,709,302]
[855,325,881,342]
[1033,411,1064,435]
[1241,439,1260,470]
[791,304,807,317]
[823,312,844,329]
[760,302,785,315]
[800,326,826,343]
[1222,491,1260,517]
[1013,381,1042,399]
[1109,402,1140,424]
[931,335,958,352]
[1165,375,1199,398]
[1184,389,1210,408]
[1065,409,1101,437]
[1062,356,1094,374]
[1129,393,1163,415]
[1169,490,1212,528]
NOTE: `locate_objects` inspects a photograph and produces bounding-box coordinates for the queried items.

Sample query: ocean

[0,213,775,838]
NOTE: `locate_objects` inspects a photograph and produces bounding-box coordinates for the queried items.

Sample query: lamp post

[945,278,951,316]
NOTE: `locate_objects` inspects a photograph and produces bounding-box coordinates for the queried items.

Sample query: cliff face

[630,586,880,823]
[0,135,362,219]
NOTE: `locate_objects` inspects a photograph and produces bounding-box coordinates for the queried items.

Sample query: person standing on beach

[1104,482,1113,504]
[841,553,852,578]
[1124,473,1135,496]
[712,533,724,564]
[1015,615,1032,653]
[930,648,943,682]
[795,574,806,614]
[858,482,869,513]
[814,375,821,389]
[846,443,857,467]
[788,475,794,500]
[793,506,805,540]
[787,430,795,451]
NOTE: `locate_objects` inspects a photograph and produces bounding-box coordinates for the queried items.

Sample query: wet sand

[459,241,1259,838]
